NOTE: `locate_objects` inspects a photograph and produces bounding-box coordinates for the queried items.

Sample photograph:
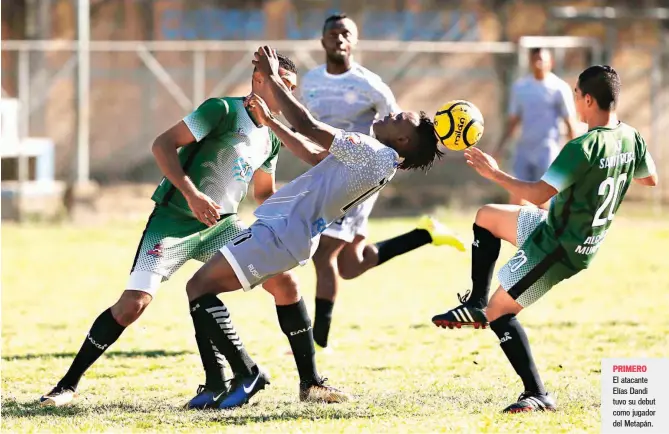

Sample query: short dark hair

[529,47,549,57]
[577,65,620,110]
[253,52,298,75]
[402,112,444,171]
[323,13,348,34]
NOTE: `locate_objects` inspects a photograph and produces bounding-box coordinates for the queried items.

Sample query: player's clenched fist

[464,147,499,180]
[252,46,280,77]
[244,93,273,126]
[184,190,222,227]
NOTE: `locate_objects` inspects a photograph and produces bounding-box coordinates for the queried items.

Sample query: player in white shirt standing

[299,14,465,352]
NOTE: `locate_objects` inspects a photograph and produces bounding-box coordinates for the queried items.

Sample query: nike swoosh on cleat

[213,391,227,401]
[243,373,262,394]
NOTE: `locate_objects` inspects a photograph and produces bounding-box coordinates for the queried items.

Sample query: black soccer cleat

[502,391,557,413]
[432,291,488,329]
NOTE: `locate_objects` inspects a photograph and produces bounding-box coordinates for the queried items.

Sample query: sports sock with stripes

[490,314,546,395]
[189,295,255,378]
[470,223,501,308]
[194,332,228,390]
[313,297,334,348]
[375,229,432,266]
[277,298,320,385]
[58,308,125,390]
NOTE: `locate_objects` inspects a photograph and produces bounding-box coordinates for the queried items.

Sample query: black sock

[190,295,255,378]
[313,298,334,348]
[277,298,320,386]
[195,332,227,390]
[469,224,501,308]
[490,314,546,395]
[375,229,432,266]
[58,308,125,390]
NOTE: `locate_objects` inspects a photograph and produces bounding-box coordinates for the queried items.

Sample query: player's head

[252,53,298,114]
[529,47,552,77]
[574,65,620,121]
[321,13,358,65]
[373,111,443,171]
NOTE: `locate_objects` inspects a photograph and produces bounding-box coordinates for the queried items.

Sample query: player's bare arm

[465,147,557,205]
[634,173,658,186]
[252,170,276,204]
[252,46,339,150]
[152,122,221,226]
[245,93,328,166]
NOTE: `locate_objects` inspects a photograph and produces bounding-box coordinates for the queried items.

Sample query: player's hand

[244,93,273,126]
[464,147,500,180]
[185,190,222,227]
[252,46,279,78]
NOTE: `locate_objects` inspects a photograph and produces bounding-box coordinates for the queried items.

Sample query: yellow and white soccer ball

[433,100,484,151]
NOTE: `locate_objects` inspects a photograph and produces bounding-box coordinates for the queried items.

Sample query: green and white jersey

[539,122,655,269]
[152,97,281,216]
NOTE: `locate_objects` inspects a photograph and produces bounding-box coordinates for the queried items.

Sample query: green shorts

[127,204,247,296]
[497,207,580,307]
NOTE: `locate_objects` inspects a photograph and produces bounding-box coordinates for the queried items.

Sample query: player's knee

[474,205,497,230]
[186,270,215,300]
[263,272,300,304]
[111,291,152,326]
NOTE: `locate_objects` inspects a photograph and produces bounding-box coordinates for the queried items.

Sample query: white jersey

[299,63,400,134]
[253,131,400,263]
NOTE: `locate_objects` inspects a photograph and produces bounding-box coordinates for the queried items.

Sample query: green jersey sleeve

[260,132,282,174]
[182,98,230,142]
[633,133,656,179]
[541,136,592,192]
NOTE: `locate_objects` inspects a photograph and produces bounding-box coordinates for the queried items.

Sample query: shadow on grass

[0,398,380,424]
[2,350,190,362]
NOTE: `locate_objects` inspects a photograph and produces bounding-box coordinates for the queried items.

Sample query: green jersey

[539,122,656,269]
[152,97,281,216]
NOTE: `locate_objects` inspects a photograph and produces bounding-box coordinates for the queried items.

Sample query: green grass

[2,208,669,433]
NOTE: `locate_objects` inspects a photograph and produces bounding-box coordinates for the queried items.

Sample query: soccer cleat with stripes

[39,385,77,407]
[417,215,466,252]
[432,291,488,329]
[299,377,351,403]
[502,391,557,413]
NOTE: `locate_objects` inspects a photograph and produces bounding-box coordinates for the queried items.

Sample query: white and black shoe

[502,391,557,413]
[432,291,488,329]
[39,385,77,407]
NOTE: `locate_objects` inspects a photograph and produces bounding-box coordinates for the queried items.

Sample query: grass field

[2,207,668,433]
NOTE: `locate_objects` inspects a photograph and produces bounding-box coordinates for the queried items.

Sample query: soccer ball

[433,100,484,151]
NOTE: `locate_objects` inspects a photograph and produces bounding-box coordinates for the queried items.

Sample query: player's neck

[533,71,548,80]
[587,112,619,130]
[326,60,352,75]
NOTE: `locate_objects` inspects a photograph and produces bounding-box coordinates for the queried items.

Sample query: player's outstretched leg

[486,288,555,413]
[264,273,350,403]
[432,205,520,329]
[375,216,466,267]
[311,235,346,351]
[39,290,150,406]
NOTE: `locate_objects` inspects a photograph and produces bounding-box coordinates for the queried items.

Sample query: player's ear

[252,70,264,86]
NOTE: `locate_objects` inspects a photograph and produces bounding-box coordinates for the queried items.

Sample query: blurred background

[1,0,668,222]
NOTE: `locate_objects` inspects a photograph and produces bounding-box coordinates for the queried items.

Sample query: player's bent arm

[151,121,200,198]
[267,75,339,149]
[633,174,658,187]
[252,170,276,204]
[491,170,558,206]
[265,118,328,166]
